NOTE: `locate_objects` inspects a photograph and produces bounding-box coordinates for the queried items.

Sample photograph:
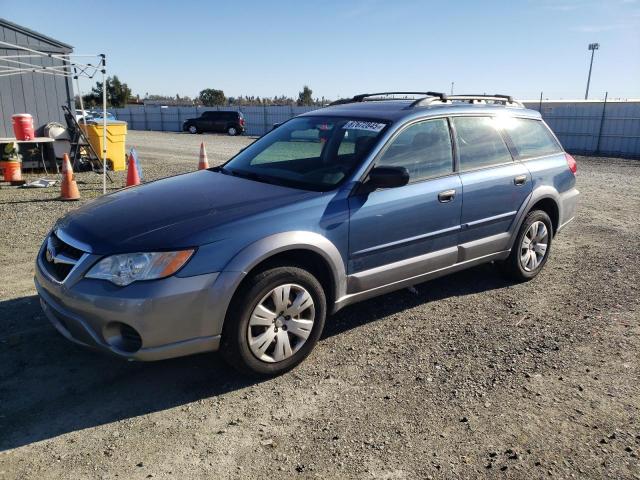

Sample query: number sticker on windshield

[342,121,386,132]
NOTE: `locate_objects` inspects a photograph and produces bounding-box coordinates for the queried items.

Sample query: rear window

[500,117,562,159]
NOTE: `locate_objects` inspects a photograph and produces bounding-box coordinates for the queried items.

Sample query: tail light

[565,153,577,175]
[239,117,245,126]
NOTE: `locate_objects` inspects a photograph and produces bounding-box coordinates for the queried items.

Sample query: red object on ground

[565,153,577,175]
[1,161,22,181]
[126,153,141,186]
[60,153,80,200]
[198,142,209,170]
[12,114,35,141]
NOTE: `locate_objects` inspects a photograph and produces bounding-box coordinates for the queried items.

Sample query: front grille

[41,232,85,282]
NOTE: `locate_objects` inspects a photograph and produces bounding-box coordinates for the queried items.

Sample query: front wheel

[220,266,326,376]
[187,124,198,134]
[501,210,552,281]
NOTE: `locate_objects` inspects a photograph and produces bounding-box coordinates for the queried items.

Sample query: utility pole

[450,82,454,95]
[585,43,600,100]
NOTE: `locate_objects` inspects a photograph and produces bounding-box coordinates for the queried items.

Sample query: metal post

[263,105,268,135]
[585,43,599,100]
[538,91,543,115]
[450,82,454,95]
[74,69,88,128]
[101,55,107,194]
[595,91,608,154]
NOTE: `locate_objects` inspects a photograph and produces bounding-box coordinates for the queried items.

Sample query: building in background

[0,18,74,137]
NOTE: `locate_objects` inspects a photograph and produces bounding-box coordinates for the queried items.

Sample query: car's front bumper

[34,241,238,361]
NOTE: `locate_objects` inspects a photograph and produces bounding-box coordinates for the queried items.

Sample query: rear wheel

[227,126,238,136]
[501,210,552,281]
[221,266,326,376]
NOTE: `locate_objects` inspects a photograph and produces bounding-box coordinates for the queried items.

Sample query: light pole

[450,82,454,95]
[585,43,599,100]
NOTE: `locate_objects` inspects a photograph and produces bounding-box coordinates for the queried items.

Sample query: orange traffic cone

[60,153,80,201]
[126,152,141,187]
[198,142,209,170]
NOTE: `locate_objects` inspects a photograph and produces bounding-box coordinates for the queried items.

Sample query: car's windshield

[222,116,388,191]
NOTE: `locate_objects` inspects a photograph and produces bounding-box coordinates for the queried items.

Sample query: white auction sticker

[342,121,386,132]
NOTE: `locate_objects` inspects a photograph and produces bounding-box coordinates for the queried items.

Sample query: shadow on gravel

[324,262,512,338]
[0,263,510,451]
[0,296,261,452]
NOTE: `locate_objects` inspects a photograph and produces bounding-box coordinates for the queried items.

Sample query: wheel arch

[529,197,559,235]
[223,232,347,314]
[507,187,561,251]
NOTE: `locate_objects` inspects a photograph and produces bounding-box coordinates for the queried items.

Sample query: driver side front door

[347,118,462,293]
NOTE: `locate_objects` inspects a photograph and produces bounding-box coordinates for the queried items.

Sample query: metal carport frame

[0,40,109,193]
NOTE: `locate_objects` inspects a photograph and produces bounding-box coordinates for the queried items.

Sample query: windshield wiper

[222,167,313,190]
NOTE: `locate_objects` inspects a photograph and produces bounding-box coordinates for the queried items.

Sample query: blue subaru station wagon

[35,92,579,376]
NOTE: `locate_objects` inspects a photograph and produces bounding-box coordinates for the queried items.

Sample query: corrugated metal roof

[0,18,73,51]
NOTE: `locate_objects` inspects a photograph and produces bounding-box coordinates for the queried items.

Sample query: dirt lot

[0,131,638,479]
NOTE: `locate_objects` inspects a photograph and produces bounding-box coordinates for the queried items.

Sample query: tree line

[80,77,328,108]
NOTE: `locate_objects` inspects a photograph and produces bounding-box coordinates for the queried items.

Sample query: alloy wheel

[247,283,315,363]
[520,220,549,272]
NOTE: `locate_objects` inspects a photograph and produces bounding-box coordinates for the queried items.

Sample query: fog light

[104,322,142,353]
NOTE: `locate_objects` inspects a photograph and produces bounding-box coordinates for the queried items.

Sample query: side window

[377,118,453,182]
[501,118,562,159]
[452,117,512,171]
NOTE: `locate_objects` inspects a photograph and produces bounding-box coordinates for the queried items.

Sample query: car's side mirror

[366,166,410,189]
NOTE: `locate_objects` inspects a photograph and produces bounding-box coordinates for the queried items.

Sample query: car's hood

[56,170,318,254]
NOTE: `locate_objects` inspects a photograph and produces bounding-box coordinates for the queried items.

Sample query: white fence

[111,101,640,158]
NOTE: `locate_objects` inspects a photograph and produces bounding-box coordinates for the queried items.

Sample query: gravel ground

[0,131,638,479]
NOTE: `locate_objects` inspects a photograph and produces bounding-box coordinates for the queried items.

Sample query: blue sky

[2,0,639,100]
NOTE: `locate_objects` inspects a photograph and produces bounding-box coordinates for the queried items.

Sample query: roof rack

[329,91,447,106]
[329,92,524,108]
[430,94,524,107]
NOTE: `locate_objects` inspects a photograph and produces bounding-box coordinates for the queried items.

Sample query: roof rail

[445,94,523,107]
[330,91,447,106]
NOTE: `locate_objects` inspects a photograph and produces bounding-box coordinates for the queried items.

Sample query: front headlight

[85,250,194,286]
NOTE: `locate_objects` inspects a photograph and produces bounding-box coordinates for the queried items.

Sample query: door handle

[438,189,456,203]
[514,175,527,186]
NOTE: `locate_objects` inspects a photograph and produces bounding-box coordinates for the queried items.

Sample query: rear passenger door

[452,116,532,260]
[200,112,216,132]
[213,112,229,132]
[348,118,462,291]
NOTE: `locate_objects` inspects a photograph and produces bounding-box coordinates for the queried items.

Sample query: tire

[220,266,326,376]
[501,210,553,282]
[227,126,238,136]
[187,124,198,134]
